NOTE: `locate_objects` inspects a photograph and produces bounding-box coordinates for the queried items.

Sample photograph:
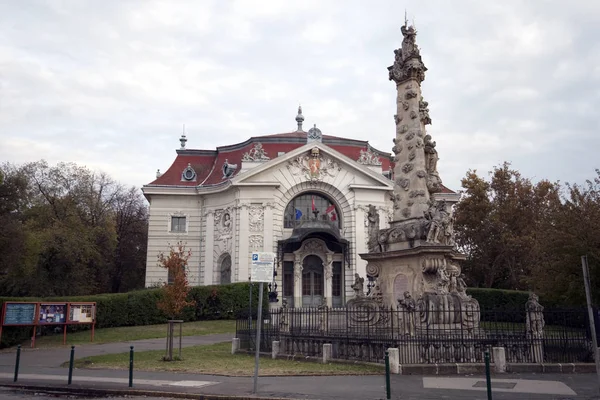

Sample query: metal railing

[236,307,594,364]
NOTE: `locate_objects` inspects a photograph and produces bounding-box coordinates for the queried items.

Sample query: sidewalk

[0,335,598,400]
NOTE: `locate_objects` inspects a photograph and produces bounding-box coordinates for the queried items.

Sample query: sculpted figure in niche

[397,291,417,336]
[351,273,365,298]
[367,204,381,253]
[526,293,545,338]
[424,135,439,174]
[222,212,232,231]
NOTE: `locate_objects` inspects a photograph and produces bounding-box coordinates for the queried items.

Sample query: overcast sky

[1,0,599,192]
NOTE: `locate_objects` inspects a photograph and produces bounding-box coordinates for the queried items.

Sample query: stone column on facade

[324,254,333,308]
[204,210,215,285]
[293,254,303,308]
[238,204,250,282]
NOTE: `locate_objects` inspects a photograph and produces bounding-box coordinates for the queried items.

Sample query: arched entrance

[302,255,324,307]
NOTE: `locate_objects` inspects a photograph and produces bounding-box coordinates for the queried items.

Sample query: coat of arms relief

[287,147,341,183]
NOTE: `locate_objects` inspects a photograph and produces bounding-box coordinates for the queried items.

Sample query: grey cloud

[0,0,599,191]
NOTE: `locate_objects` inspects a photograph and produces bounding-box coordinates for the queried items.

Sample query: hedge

[466,287,532,311]
[0,282,268,349]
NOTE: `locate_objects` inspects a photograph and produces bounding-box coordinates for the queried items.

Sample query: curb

[0,383,298,400]
[399,362,597,375]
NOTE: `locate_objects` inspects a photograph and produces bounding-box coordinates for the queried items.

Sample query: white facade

[143,140,397,307]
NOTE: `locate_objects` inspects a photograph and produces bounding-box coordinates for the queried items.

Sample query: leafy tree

[534,170,600,306]
[156,242,196,319]
[0,160,148,296]
[454,162,561,290]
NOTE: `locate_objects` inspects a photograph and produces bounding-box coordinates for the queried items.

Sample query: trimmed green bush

[0,282,267,348]
[467,287,532,310]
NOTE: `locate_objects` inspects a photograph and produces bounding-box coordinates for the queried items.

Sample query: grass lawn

[31,320,236,348]
[70,342,382,376]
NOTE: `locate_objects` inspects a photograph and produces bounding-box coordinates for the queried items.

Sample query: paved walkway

[0,335,598,399]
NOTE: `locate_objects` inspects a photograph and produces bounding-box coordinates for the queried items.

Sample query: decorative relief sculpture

[242,142,270,161]
[405,89,418,99]
[287,147,341,183]
[214,208,233,250]
[419,100,432,125]
[249,235,263,250]
[357,148,382,166]
[248,205,264,232]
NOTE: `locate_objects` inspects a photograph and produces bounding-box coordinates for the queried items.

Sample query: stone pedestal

[360,245,463,307]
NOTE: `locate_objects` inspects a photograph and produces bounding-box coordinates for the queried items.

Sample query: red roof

[147,130,395,187]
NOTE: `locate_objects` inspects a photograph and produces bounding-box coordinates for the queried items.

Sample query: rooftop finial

[295,105,305,132]
[179,124,187,149]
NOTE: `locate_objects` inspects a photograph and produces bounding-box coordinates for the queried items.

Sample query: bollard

[129,346,134,388]
[384,350,391,400]
[13,345,21,382]
[68,346,75,385]
[484,351,492,400]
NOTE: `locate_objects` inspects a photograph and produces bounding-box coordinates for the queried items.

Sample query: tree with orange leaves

[156,242,196,319]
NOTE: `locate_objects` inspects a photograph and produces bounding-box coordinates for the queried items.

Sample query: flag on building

[311,196,316,211]
[326,204,337,221]
[295,208,303,220]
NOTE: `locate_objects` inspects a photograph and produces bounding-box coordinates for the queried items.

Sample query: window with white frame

[170,216,187,233]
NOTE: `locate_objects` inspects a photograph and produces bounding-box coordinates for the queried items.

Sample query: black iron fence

[236,307,594,364]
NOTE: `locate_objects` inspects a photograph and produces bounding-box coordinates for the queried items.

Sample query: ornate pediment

[357,149,382,166]
[286,147,341,184]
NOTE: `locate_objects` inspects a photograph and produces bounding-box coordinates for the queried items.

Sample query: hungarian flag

[326,204,337,221]
[311,196,316,211]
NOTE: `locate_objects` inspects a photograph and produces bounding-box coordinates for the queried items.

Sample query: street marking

[423,377,576,396]
[0,373,219,388]
[168,380,218,388]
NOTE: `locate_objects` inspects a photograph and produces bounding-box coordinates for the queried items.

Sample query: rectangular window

[170,216,186,232]
[332,262,342,297]
[283,262,294,297]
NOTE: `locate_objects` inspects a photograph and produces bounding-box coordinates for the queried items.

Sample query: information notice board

[0,301,96,348]
[3,303,36,325]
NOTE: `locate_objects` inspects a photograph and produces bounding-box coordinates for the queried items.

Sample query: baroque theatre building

[143,110,404,308]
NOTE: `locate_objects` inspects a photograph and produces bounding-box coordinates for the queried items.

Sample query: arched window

[220,254,231,284]
[284,192,340,228]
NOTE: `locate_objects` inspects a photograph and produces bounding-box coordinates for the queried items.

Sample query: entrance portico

[280,233,346,308]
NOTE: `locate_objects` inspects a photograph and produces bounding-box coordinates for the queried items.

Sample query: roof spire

[295,105,305,132]
[179,124,187,149]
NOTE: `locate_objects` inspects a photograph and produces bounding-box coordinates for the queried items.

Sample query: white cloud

[0,0,599,192]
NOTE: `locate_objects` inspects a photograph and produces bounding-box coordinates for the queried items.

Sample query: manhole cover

[473,381,517,389]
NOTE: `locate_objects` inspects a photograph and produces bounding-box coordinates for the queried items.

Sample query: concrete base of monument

[359,244,464,308]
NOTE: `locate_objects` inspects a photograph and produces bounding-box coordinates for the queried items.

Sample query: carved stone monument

[359,22,479,332]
